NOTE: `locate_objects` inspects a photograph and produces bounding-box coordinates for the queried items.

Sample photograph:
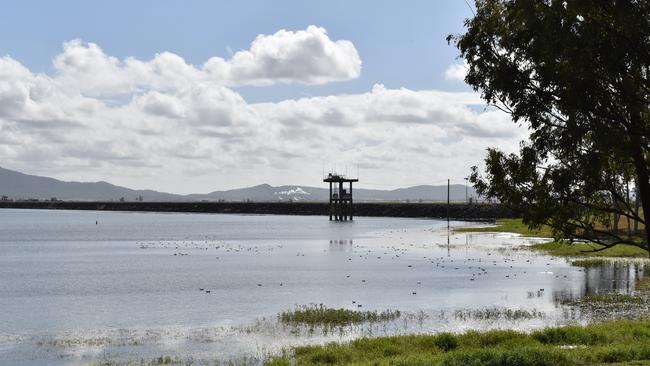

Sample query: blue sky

[0,0,472,102]
[0,1,524,193]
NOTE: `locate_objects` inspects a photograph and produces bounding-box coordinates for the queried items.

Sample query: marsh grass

[559,291,650,322]
[279,304,400,328]
[266,319,650,366]
[570,258,616,267]
[570,258,650,270]
[453,307,545,321]
[579,294,646,305]
[560,292,649,309]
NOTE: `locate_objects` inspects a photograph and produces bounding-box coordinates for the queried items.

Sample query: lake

[0,209,646,365]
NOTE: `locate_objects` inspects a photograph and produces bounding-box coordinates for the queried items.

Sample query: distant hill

[0,166,478,202]
[0,166,179,201]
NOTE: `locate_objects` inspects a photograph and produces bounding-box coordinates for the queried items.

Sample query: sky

[0,1,527,193]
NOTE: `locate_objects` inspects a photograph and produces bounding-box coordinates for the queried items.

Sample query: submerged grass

[453,307,545,321]
[266,319,650,366]
[279,304,401,327]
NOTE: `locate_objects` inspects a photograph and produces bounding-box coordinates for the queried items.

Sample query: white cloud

[50,26,361,97]
[205,25,361,85]
[444,61,468,82]
[0,34,525,194]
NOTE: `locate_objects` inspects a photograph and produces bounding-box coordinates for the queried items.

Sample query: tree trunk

[630,129,650,258]
[626,179,631,237]
[626,73,649,257]
[634,179,640,234]
[612,179,620,234]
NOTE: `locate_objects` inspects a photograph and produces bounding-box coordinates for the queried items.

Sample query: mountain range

[0,166,478,202]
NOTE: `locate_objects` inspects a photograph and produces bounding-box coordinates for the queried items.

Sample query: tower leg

[349,181,353,221]
[329,182,332,221]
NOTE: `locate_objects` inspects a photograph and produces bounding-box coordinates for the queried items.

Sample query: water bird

[205,290,211,294]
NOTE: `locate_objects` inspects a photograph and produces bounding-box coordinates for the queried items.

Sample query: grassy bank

[455,218,554,237]
[456,219,648,258]
[266,319,650,366]
[530,241,648,258]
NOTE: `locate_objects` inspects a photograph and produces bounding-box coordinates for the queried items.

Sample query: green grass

[279,304,401,327]
[266,319,650,366]
[530,241,649,258]
[455,218,554,237]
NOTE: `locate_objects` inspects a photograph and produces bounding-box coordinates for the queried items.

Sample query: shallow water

[0,209,647,365]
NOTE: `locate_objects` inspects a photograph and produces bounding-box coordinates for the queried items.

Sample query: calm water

[0,209,647,365]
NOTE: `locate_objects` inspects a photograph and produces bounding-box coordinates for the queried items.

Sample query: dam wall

[0,201,514,220]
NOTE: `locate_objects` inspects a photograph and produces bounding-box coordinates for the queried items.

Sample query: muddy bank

[0,201,512,219]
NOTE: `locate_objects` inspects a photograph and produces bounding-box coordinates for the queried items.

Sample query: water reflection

[584,263,645,294]
[553,262,649,304]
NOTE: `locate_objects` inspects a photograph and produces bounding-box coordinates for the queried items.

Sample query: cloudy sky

[0,1,527,194]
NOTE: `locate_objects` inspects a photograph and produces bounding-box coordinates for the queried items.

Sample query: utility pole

[447,179,450,228]
[464,177,468,203]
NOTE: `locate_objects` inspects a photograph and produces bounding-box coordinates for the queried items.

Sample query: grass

[457,219,649,258]
[266,319,650,366]
[455,218,554,237]
[530,241,649,258]
[279,304,401,328]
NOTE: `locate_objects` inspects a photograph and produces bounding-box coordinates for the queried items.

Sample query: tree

[448,0,649,255]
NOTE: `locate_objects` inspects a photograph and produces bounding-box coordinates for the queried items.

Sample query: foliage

[448,0,650,255]
[266,319,650,365]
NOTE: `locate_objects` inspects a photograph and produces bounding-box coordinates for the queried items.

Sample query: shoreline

[0,201,513,220]
[455,218,649,258]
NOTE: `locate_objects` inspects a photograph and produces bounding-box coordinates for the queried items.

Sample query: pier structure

[323,173,358,221]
